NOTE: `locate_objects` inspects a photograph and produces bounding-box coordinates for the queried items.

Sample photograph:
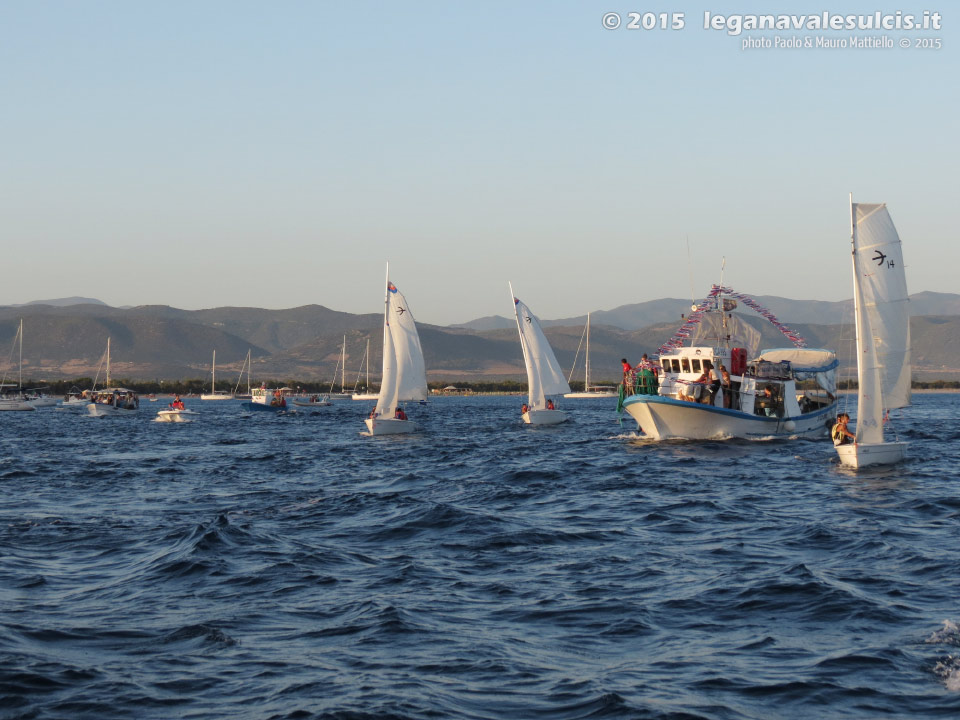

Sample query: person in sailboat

[395,407,407,420]
[546,399,555,410]
[832,413,855,446]
[521,403,529,415]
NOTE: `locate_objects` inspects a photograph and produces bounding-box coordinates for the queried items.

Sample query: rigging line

[566,318,589,386]
[1,322,21,387]
[686,235,696,308]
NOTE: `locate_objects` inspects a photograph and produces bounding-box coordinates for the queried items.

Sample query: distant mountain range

[453,291,960,331]
[2,294,958,381]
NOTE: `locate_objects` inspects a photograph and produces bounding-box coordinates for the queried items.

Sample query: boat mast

[719,257,729,347]
[849,192,867,440]
[246,349,251,394]
[341,335,347,393]
[585,313,591,392]
[212,350,216,393]
[366,338,370,390]
[18,319,22,391]
[106,337,111,387]
[508,282,532,404]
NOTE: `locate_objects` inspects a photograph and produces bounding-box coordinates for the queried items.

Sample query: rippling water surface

[2,394,959,719]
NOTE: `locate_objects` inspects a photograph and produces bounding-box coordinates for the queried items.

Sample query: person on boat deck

[546,399,555,410]
[521,403,529,414]
[703,360,721,405]
[621,358,636,394]
[832,413,855,445]
[719,365,732,408]
[170,395,185,410]
[685,372,707,403]
[757,386,777,415]
[395,407,407,420]
[369,408,377,419]
[635,354,659,395]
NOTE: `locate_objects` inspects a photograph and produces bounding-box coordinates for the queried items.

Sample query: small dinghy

[156,409,199,423]
[834,196,911,468]
[509,284,570,425]
[363,264,428,436]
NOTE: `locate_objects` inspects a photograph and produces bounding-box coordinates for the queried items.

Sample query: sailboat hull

[364,418,419,435]
[623,394,835,440]
[523,409,568,425]
[836,441,907,468]
[0,399,36,412]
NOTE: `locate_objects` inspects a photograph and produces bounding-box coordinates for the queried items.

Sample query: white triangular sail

[851,201,911,445]
[510,286,571,409]
[374,268,427,417]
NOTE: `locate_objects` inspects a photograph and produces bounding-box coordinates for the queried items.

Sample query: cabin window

[661,360,671,374]
[681,358,691,372]
[671,359,681,373]
[691,359,701,373]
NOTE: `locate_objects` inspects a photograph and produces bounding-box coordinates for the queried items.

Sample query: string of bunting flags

[656,285,807,356]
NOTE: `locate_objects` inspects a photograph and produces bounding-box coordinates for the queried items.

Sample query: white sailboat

[564,312,617,398]
[201,350,234,400]
[327,336,352,399]
[509,284,571,425]
[364,265,428,435]
[87,338,139,417]
[835,196,911,468]
[352,339,379,400]
[0,319,35,412]
[234,349,253,399]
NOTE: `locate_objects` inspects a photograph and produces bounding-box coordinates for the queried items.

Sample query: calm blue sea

[2,394,959,719]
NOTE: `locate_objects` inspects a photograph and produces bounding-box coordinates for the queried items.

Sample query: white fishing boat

[242,386,294,412]
[352,339,379,400]
[0,320,36,412]
[364,265,428,435]
[564,312,617,398]
[620,286,838,440]
[200,350,234,400]
[509,284,571,425]
[835,197,911,468]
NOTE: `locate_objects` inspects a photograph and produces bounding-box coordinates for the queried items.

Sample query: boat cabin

[656,346,837,417]
[89,388,139,410]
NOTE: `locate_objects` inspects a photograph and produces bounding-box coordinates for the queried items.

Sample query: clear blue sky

[1,1,955,324]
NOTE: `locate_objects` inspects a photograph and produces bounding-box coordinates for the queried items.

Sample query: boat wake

[927,620,960,691]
